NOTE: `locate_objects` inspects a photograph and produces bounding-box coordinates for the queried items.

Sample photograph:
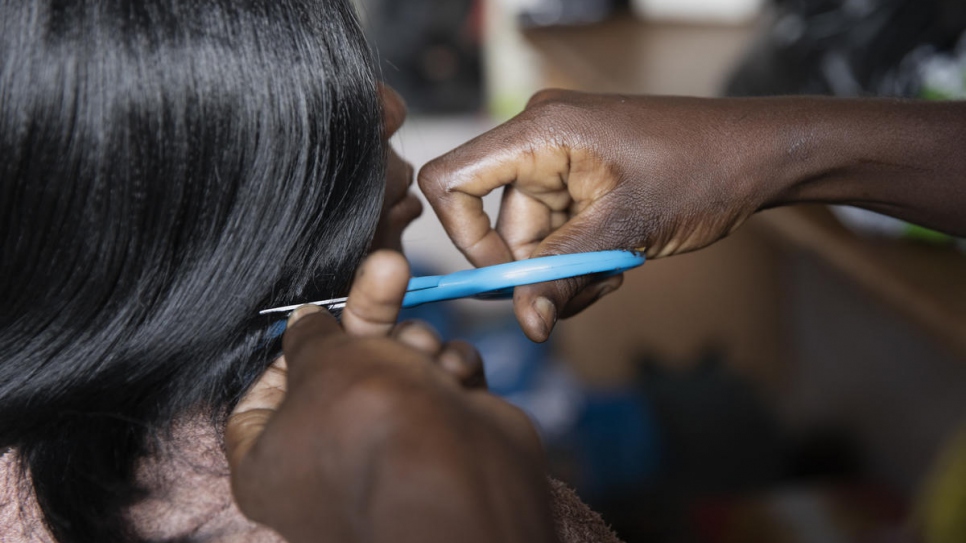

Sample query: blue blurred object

[403,256,662,501]
[570,389,662,501]
[518,0,626,28]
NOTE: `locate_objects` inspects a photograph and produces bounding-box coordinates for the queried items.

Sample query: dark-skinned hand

[225,251,557,543]
[418,90,966,342]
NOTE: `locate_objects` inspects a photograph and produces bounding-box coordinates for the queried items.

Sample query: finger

[280,304,346,380]
[525,88,573,109]
[342,250,410,338]
[496,185,555,261]
[513,273,624,343]
[438,340,487,389]
[511,203,633,342]
[391,320,443,356]
[225,356,288,472]
[233,356,289,414]
[417,123,571,267]
[418,148,514,267]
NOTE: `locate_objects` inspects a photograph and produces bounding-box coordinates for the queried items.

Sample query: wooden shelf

[525,14,757,97]
[754,206,966,358]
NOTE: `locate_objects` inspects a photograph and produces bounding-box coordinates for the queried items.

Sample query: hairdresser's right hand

[419,90,778,342]
[226,251,556,543]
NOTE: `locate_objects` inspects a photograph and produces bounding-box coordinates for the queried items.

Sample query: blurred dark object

[588,351,790,543]
[639,350,787,496]
[518,0,630,28]
[361,0,483,114]
[786,426,865,481]
[726,0,966,97]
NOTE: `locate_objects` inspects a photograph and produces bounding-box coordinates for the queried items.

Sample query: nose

[380,84,407,139]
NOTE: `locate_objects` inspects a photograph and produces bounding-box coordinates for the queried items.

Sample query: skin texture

[225,88,558,543]
[417,90,966,342]
[225,253,555,543]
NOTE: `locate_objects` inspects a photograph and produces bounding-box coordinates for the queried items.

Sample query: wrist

[722,96,844,211]
[762,96,868,208]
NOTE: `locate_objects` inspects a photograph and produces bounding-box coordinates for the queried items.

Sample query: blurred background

[355,1,966,541]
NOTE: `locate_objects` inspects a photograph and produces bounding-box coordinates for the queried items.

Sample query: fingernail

[287,304,322,327]
[533,297,557,338]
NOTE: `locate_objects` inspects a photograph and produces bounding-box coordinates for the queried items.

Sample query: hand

[418,90,777,341]
[225,251,556,543]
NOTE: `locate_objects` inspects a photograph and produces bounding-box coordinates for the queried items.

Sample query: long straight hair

[0,0,385,540]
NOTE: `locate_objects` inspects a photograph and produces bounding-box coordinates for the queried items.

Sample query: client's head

[0,0,385,540]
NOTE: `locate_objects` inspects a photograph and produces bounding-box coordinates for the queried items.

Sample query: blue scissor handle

[258,250,646,343]
[400,250,645,308]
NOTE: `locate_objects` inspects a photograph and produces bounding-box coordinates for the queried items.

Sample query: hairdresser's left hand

[225,251,556,543]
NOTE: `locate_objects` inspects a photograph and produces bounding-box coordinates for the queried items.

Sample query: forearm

[758,97,966,236]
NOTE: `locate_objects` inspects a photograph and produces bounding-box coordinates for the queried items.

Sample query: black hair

[0,0,385,541]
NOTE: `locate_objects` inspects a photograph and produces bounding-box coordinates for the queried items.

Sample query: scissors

[259,250,646,316]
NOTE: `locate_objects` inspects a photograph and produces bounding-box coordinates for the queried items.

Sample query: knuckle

[341,371,421,425]
[395,320,442,350]
[447,338,479,357]
[417,159,450,197]
[333,341,446,429]
[282,332,328,367]
[441,340,482,367]
[526,99,580,125]
[557,274,590,302]
[526,88,570,108]
[526,89,556,108]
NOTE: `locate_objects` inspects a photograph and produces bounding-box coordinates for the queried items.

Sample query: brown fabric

[548,478,625,543]
[0,418,621,543]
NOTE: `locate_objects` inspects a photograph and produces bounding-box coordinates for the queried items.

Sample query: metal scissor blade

[259,274,443,316]
[258,297,348,316]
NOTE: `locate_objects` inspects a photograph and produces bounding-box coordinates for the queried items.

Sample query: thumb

[512,205,632,343]
[341,250,411,338]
